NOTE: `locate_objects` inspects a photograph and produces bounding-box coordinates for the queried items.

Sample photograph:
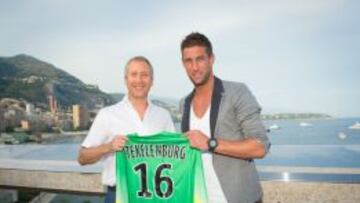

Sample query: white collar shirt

[81,95,175,186]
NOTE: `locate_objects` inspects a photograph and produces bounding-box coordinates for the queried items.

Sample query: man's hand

[78,134,128,165]
[185,130,209,151]
[108,135,128,152]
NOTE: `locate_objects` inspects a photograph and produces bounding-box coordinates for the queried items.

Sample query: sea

[260,117,360,167]
[1,117,360,202]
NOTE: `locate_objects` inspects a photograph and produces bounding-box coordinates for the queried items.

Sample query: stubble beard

[190,69,211,87]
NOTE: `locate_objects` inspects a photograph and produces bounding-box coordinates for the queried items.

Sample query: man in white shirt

[77,56,175,203]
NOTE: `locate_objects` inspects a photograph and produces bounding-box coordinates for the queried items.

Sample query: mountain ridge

[0,54,113,109]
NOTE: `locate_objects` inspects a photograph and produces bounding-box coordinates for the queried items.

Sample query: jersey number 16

[134,163,174,199]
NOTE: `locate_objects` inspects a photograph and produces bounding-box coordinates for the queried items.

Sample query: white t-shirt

[190,105,227,203]
[81,96,175,186]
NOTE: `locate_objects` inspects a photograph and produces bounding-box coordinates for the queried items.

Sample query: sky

[1,0,359,117]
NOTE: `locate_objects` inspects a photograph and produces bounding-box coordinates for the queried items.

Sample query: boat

[299,122,313,127]
[269,124,281,130]
[338,132,347,140]
[349,122,360,130]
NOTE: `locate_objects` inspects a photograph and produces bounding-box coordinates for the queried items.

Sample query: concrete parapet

[1,168,360,202]
[0,169,104,194]
[261,181,360,203]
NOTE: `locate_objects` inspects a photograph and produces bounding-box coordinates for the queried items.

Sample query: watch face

[209,139,217,147]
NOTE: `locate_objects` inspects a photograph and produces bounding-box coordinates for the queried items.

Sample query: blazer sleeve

[233,84,271,153]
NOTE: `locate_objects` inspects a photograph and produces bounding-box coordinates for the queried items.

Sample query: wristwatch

[208,138,218,153]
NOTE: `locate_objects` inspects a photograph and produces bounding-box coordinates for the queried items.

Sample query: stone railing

[1,161,360,203]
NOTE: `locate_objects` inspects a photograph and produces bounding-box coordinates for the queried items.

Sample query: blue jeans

[105,186,116,203]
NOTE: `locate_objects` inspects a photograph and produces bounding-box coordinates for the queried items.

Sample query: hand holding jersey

[108,135,128,152]
[185,130,210,151]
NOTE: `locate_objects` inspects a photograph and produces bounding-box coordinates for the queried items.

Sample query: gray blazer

[180,77,270,203]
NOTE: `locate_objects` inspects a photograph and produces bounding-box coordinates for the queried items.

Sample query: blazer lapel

[210,77,224,138]
[181,90,194,132]
[181,77,224,136]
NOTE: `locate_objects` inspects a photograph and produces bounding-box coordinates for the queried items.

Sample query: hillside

[0,54,113,109]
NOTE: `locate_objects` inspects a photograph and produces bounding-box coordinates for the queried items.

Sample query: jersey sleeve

[193,150,208,203]
[116,151,129,203]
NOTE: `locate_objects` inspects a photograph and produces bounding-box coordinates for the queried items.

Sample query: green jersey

[116,132,208,203]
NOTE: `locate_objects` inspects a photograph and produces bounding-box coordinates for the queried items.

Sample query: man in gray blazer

[180,32,270,203]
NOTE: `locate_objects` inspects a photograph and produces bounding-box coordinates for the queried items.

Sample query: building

[0,98,26,132]
[3,109,23,130]
[72,105,89,130]
[21,120,31,131]
[48,95,58,113]
[25,103,35,115]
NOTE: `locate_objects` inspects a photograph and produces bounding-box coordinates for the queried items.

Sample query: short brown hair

[181,32,213,56]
